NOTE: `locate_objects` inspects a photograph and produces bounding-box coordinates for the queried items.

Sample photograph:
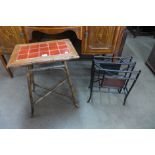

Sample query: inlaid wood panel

[88,26,116,49]
[83,26,126,55]
[0,26,26,53]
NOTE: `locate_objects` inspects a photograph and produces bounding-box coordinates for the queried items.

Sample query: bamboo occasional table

[7,39,79,117]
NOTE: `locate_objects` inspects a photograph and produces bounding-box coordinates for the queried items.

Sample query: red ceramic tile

[20,46,29,50]
[59,45,68,49]
[30,44,39,49]
[39,43,48,48]
[28,53,39,58]
[49,42,57,47]
[40,51,49,56]
[50,50,60,55]
[49,45,58,50]
[40,47,49,51]
[29,48,39,53]
[17,54,28,60]
[18,49,28,55]
[60,49,69,54]
[16,40,71,61]
[57,41,66,46]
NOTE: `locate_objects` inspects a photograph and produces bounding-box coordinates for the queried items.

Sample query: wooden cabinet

[82,26,126,55]
[0,26,126,56]
[0,26,26,53]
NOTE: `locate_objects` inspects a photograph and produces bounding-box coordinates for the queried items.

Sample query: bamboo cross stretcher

[7,39,79,117]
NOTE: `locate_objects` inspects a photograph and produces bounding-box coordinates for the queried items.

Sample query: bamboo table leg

[0,55,13,78]
[26,62,78,117]
[64,61,78,108]
[29,65,35,91]
[27,66,34,117]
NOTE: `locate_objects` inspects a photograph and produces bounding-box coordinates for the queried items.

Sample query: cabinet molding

[23,26,83,42]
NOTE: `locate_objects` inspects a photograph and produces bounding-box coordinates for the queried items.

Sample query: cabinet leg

[0,55,13,78]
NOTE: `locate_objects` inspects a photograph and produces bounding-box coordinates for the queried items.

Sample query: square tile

[49,46,58,50]
[40,47,49,51]
[60,49,70,54]
[40,51,49,56]
[17,54,28,60]
[20,46,29,50]
[50,50,60,55]
[59,45,68,49]
[18,49,28,55]
[49,42,57,46]
[40,43,48,48]
[57,41,66,46]
[28,53,39,58]
[30,44,39,49]
[29,49,39,53]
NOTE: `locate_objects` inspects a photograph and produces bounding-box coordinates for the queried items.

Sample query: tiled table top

[7,39,79,68]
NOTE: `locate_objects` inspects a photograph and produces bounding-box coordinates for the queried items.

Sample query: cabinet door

[0,26,26,53]
[82,26,126,55]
